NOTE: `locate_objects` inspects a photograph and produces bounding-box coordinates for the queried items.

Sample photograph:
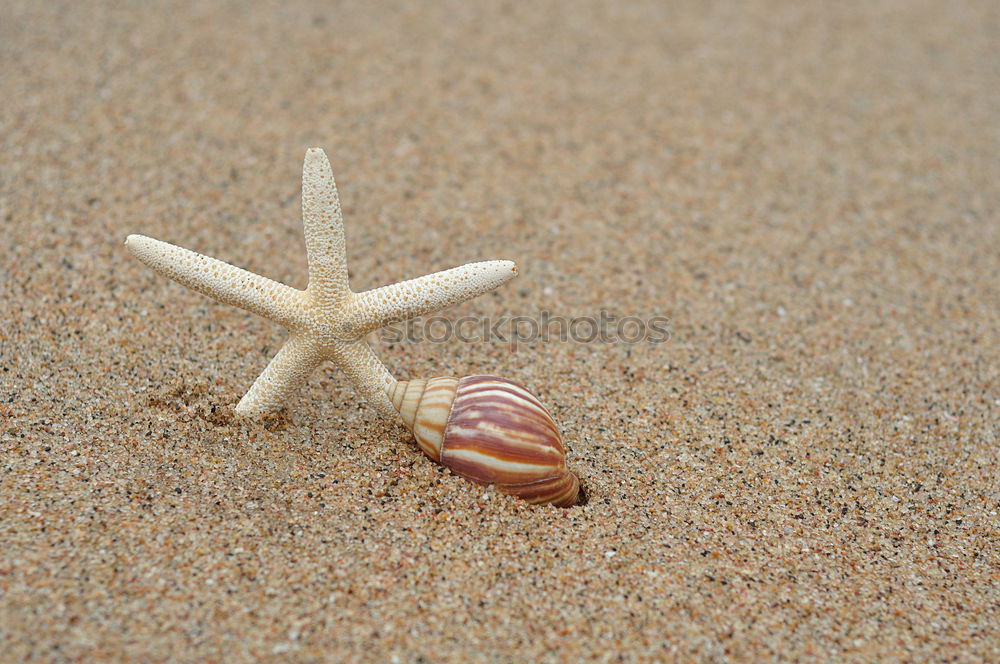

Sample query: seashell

[389,375,580,507]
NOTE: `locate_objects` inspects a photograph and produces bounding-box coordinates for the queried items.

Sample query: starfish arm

[329,338,399,421]
[125,235,309,329]
[235,333,325,417]
[342,260,519,335]
[302,148,351,307]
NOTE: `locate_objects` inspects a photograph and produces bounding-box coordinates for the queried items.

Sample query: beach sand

[1,1,997,661]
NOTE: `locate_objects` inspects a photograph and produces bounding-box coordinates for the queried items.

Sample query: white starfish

[125,148,518,419]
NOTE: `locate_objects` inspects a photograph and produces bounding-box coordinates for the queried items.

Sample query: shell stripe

[450,384,561,437]
[401,380,425,429]
[443,447,563,485]
[442,376,568,487]
[444,425,564,466]
[457,382,554,419]
[448,404,561,442]
[448,403,562,450]
[448,380,563,442]
[410,378,457,461]
[507,472,580,507]
[457,382,554,413]
[389,380,411,420]
[446,408,563,452]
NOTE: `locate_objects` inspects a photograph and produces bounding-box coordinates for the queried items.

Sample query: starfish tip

[125,232,156,251]
[496,260,518,278]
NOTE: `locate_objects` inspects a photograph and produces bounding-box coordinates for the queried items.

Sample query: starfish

[125,148,518,419]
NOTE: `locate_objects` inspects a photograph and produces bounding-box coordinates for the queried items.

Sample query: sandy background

[2,1,998,661]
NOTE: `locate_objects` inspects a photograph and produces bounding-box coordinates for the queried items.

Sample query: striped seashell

[388,375,580,507]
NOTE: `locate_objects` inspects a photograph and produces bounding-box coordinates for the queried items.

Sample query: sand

[1,1,997,661]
